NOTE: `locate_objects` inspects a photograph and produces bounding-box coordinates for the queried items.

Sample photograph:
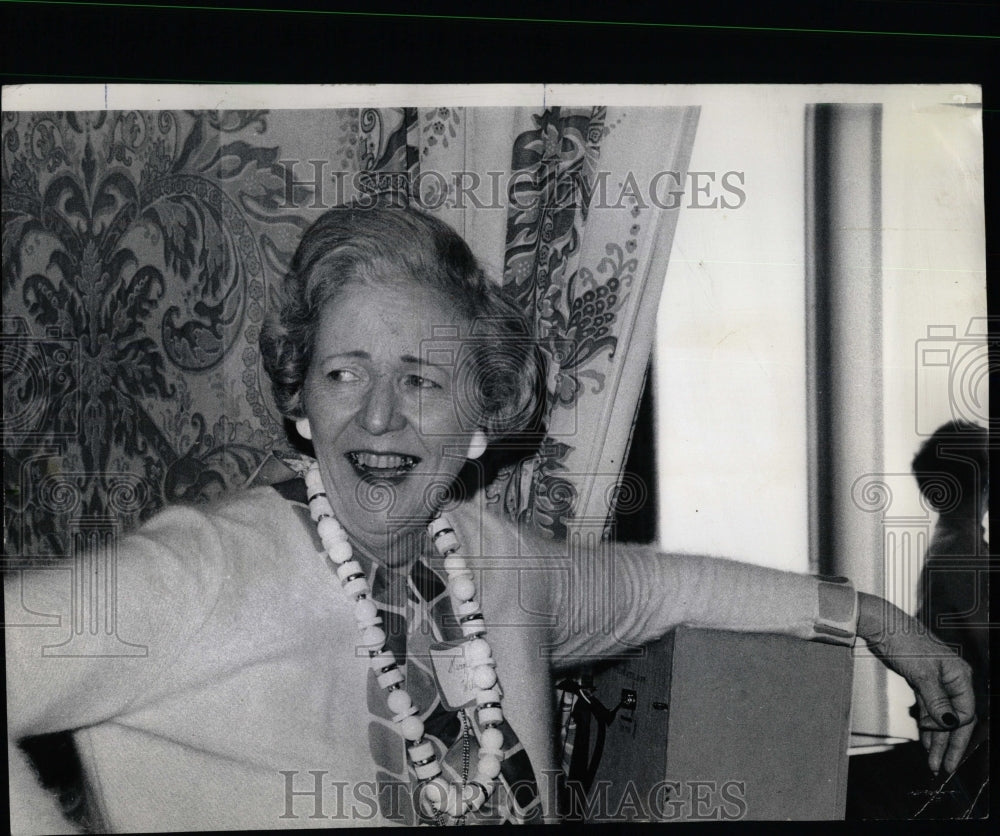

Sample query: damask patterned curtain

[2,105,698,560]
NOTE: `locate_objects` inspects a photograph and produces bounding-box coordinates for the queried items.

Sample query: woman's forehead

[315,280,472,351]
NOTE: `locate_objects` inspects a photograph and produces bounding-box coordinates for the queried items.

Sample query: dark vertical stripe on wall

[805,101,888,735]
[805,104,834,574]
[804,104,884,579]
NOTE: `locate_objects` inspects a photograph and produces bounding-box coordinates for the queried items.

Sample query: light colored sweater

[6,484,855,832]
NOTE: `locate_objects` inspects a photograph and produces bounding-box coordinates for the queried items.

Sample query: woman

[6,204,976,831]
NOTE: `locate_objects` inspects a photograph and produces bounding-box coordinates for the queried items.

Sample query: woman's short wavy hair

[260,202,544,441]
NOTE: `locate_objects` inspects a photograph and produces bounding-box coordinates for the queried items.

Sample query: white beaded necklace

[304,463,505,823]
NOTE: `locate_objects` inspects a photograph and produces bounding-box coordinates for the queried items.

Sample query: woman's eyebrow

[318,350,371,361]
[400,354,448,369]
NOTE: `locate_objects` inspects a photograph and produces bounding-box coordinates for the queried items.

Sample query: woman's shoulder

[448,496,569,559]
[128,482,316,574]
[141,482,301,531]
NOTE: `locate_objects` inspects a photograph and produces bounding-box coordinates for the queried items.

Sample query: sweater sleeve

[4,502,228,741]
[4,501,233,835]
[480,518,859,670]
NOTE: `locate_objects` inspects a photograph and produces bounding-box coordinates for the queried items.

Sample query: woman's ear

[467,429,488,460]
[295,418,313,441]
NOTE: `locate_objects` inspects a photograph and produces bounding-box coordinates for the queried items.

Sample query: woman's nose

[359,377,405,435]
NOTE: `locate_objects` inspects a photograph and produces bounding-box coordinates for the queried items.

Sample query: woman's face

[302,279,477,557]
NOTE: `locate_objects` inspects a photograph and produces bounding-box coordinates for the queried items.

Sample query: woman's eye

[327,369,361,383]
[403,374,440,390]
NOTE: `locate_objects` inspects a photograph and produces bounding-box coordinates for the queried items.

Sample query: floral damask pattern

[2,110,303,554]
[3,105,691,555]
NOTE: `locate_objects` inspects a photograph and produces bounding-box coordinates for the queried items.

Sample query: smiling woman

[5,201,977,831]
[260,203,544,559]
[300,282,484,555]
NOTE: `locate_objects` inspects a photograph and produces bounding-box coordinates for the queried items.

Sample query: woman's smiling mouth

[345,450,421,479]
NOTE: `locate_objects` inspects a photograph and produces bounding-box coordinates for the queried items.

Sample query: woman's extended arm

[541,542,856,664]
[4,502,227,834]
[523,531,976,774]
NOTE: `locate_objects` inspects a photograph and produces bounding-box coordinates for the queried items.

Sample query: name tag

[428,639,477,711]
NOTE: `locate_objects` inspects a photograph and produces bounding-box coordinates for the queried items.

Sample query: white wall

[653,86,986,740]
[654,93,809,571]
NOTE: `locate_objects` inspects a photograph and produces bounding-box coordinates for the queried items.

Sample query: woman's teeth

[346,451,419,476]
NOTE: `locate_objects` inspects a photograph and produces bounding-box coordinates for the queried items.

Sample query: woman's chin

[333,499,434,564]
[320,464,441,554]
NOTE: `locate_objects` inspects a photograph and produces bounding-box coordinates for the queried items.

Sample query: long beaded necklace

[304,463,505,823]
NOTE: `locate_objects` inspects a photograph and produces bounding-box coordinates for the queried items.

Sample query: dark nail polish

[942,712,958,728]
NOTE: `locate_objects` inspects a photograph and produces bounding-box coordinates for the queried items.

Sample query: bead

[377,668,405,690]
[326,540,353,564]
[413,759,442,780]
[316,517,344,544]
[462,781,493,812]
[427,517,452,538]
[392,705,418,723]
[465,638,492,664]
[359,626,386,648]
[471,665,497,689]
[386,689,412,714]
[457,600,481,617]
[450,576,476,602]
[441,783,463,818]
[477,706,503,726]
[476,753,503,780]
[343,577,370,598]
[435,531,461,555]
[336,560,363,582]
[357,613,383,630]
[354,597,379,622]
[463,782,487,812]
[399,715,424,740]
[408,740,435,763]
[461,619,487,637]
[370,650,395,671]
[480,727,504,753]
[476,687,501,705]
[304,467,324,493]
[444,555,467,572]
[419,777,449,814]
[309,497,333,521]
